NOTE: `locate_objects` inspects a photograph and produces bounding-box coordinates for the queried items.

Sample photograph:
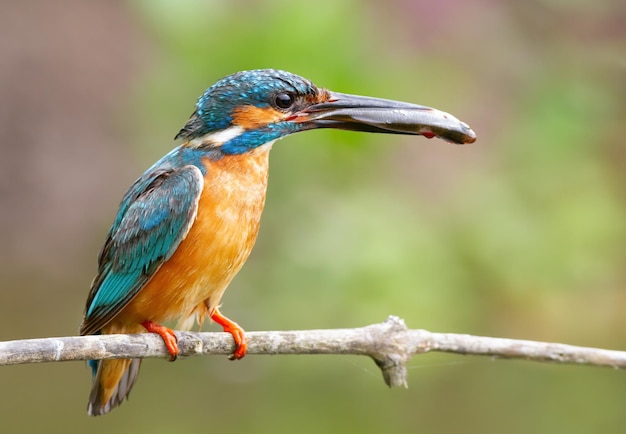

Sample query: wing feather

[80,164,204,335]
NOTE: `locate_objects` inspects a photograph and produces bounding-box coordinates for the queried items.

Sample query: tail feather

[87,358,142,416]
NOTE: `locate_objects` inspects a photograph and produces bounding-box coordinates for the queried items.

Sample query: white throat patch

[187,125,245,148]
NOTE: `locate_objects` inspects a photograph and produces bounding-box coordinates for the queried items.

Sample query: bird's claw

[141,320,179,361]
[210,309,248,360]
[227,328,248,360]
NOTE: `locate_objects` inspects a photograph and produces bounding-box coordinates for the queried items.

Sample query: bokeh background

[1,0,625,432]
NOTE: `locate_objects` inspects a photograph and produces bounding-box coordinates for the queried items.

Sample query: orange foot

[142,320,179,361]
[210,308,248,360]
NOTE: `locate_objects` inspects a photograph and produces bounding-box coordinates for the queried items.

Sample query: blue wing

[80,164,204,335]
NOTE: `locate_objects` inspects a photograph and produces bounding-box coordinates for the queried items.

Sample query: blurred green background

[1,0,625,432]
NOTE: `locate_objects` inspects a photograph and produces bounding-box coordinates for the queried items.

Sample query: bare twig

[1,316,624,387]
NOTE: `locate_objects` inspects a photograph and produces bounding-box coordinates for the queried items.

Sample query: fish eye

[274,92,295,110]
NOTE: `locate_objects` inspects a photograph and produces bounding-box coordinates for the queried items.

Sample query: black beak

[298,91,476,145]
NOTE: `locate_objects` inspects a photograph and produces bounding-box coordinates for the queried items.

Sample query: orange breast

[112,144,272,331]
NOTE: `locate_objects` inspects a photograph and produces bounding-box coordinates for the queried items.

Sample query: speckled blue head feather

[175,69,324,154]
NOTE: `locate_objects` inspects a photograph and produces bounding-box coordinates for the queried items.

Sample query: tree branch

[1,316,624,387]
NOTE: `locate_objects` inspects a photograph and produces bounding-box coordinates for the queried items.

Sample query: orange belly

[109,144,272,332]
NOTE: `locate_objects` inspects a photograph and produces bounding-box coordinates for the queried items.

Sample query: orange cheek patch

[232,105,285,130]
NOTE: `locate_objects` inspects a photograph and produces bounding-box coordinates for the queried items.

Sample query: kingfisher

[79,69,476,416]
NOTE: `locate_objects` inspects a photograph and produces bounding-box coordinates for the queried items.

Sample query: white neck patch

[187,125,245,148]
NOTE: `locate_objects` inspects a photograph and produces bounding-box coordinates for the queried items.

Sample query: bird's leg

[210,308,248,360]
[141,320,178,361]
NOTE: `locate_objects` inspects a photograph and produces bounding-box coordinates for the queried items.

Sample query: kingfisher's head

[176,69,476,154]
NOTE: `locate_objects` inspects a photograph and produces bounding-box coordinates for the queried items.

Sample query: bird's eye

[274,93,295,110]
